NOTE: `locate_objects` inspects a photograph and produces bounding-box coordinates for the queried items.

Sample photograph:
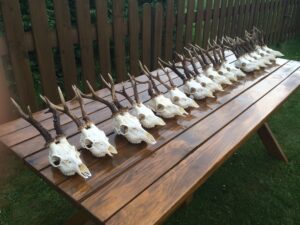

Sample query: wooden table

[0,53,299,225]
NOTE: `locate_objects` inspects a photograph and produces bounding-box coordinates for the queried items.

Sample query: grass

[0,36,300,225]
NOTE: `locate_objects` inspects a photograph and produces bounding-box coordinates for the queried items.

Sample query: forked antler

[72,85,90,123]
[11,98,53,144]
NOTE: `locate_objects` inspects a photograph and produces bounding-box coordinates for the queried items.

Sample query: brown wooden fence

[0,0,299,123]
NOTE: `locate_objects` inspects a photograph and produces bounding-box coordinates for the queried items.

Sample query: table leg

[257,122,288,162]
[64,209,100,225]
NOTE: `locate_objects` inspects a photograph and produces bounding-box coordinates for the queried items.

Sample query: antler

[158,57,187,82]
[127,73,141,104]
[81,80,119,114]
[41,87,83,128]
[100,73,124,110]
[11,98,53,144]
[184,48,200,75]
[115,81,135,106]
[139,61,171,91]
[72,85,90,123]
[158,61,176,88]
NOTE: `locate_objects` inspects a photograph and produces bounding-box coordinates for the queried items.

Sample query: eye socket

[138,114,145,120]
[190,87,196,94]
[173,96,179,102]
[242,62,246,67]
[84,139,93,149]
[51,155,61,167]
[201,82,206,87]
[218,71,223,75]
[157,104,165,111]
[208,75,214,79]
[120,125,129,135]
[226,67,231,72]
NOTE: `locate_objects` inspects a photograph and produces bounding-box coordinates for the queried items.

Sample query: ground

[0,37,300,225]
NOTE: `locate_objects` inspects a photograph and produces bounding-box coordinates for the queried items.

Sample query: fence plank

[175,0,185,52]
[224,0,234,36]
[152,3,163,68]
[128,0,140,76]
[95,0,111,79]
[112,0,126,81]
[210,0,221,41]
[230,0,241,36]
[142,3,151,68]
[217,0,228,38]
[1,0,37,110]
[28,0,59,103]
[194,0,204,46]
[203,0,213,48]
[76,0,96,86]
[243,0,252,31]
[0,57,14,123]
[164,0,175,60]
[185,0,195,45]
[53,0,78,98]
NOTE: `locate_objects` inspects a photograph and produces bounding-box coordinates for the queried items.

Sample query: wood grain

[106,69,300,225]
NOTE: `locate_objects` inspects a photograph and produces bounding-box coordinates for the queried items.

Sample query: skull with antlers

[158,56,215,100]
[41,87,117,158]
[81,74,156,144]
[11,98,91,179]
[140,62,199,109]
[189,44,233,85]
[114,74,166,128]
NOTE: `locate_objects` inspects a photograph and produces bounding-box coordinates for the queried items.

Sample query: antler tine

[185,49,200,75]
[115,82,135,106]
[40,95,64,136]
[72,85,90,123]
[158,61,176,88]
[100,73,124,110]
[127,73,140,104]
[158,57,187,82]
[11,98,53,143]
[147,80,156,98]
[84,80,119,113]
[143,64,171,90]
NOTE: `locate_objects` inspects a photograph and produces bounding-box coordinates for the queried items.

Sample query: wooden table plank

[105,68,300,225]
[80,60,299,222]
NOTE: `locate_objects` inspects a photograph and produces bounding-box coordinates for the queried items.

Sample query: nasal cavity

[85,139,93,149]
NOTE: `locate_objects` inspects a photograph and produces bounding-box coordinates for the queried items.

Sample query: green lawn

[0,37,300,225]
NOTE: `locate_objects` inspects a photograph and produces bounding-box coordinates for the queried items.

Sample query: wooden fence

[0,0,299,123]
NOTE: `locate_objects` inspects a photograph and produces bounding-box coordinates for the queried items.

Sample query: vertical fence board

[203,0,213,48]
[210,0,221,40]
[95,0,111,79]
[0,57,14,122]
[128,0,140,76]
[217,0,228,39]
[224,0,234,36]
[253,0,262,28]
[142,3,151,68]
[164,0,175,60]
[274,0,284,42]
[175,0,185,52]
[76,0,96,86]
[243,0,252,31]
[237,0,246,36]
[230,0,241,36]
[1,0,37,110]
[28,0,59,102]
[53,0,77,98]
[152,3,163,68]
[194,0,204,46]
[112,0,126,81]
[185,0,195,45]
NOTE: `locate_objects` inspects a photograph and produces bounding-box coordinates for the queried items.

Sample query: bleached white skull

[48,136,91,178]
[183,79,215,100]
[79,123,117,157]
[147,94,188,118]
[221,61,246,78]
[235,57,260,72]
[169,87,199,109]
[113,111,156,144]
[195,75,224,92]
[244,53,268,68]
[261,45,284,57]
[216,66,238,82]
[131,102,166,128]
[203,67,232,85]
[255,47,276,64]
